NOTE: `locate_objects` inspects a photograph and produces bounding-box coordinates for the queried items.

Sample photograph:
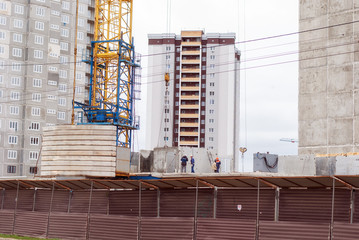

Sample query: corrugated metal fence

[0,187,359,239]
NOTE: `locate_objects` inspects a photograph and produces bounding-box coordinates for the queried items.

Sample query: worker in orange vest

[215,157,221,173]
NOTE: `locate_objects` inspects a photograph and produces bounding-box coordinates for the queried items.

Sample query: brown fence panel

[52,190,70,213]
[141,217,194,240]
[34,189,51,212]
[3,190,16,209]
[217,189,275,220]
[353,190,359,223]
[333,222,359,240]
[259,221,330,240]
[109,190,157,217]
[279,189,350,222]
[14,210,48,238]
[17,190,35,211]
[197,218,256,240]
[70,191,90,213]
[160,189,196,217]
[89,214,138,240]
[89,191,108,214]
[0,210,14,234]
[48,212,87,240]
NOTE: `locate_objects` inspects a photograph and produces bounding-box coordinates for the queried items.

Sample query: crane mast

[78,0,138,148]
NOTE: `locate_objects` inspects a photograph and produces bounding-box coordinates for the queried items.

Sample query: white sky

[132,0,299,170]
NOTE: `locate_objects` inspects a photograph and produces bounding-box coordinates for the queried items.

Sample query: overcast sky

[131,0,299,170]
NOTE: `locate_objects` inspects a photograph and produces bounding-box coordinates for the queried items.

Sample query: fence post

[1,189,5,210]
[107,189,110,215]
[138,182,142,240]
[213,187,217,219]
[274,188,280,221]
[46,182,55,238]
[157,188,160,218]
[32,188,37,212]
[255,179,260,240]
[67,190,73,213]
[193,179,199,240]
[86,181,94,240]
[350,189,354,224]
[12,180,20,235]
[330,178,335,240]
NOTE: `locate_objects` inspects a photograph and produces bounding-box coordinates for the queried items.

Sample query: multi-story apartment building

[0,0,94,177]
[145,30,241,169]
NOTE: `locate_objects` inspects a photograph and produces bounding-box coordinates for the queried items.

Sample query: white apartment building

[146,31,241,170]
[0,0,94,177]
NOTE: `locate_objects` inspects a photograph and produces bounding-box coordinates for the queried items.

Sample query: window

[60,56,68,64]
[29,167,38,174]
[47,95,56,100]
[33,78,42,87]
[209,109,214,114]
[47,109,56,114]
[12,62,21,72]
[210,91,214,96]
[209,137,214,141]
[33,50,43,59]
[32,93,41,102]
[77,31,84,40]
[10,91,20,101]
[209,119,214,123]
[7,166,16,173]
[61,28,69,37]
[209,99,215,105]
[59,84,67,92]
[210,73,215,78]
[51,10,60,16]
[0,75,3,84]
[35,21,44,31]
[11,77,21,86]
[9,121,18,131]
[36,7,45,16]
[0,45,4,54]
[0,31,5,40]
[48,66,57,72]
[210,46,215,51]
[0,2,6,10]
[50,24,59,30]
[13,19,23,29]
[13,33,22,43]
[30,137,39,145]
[78,4,86,14]
[29,122,40,130]
[12,48,22,57]
[209,128,214,132]
[210,82,215,87]
[50,38,59,44]
[10,106,19,115]
[62,1,70,10]
[58,98,66,106]
[0,90,3,98]
[8,151,17,159]
[0,60,4,69]
[34,35,44,45]
[57,111,65,120]
[166,55,170,60]
[33,64,42,73]
[0,16,6,25]
[60,42,69,50]
[61,15,70,24]
[8,135,18,144]
[48,80,57,86]
[31,107,40,116]
[78,18,85,27]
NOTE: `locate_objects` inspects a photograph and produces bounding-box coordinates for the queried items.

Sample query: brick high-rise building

[145,30,241,170]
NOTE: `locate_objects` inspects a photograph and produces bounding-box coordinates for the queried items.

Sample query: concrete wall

[299,0,359,155]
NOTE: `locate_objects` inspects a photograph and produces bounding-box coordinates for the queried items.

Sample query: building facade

[0,0,94,176]
[145,31,240,169]
[299,1,359,155]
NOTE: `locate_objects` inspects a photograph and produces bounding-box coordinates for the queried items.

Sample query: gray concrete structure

[299,1,359,155]
[0,0,94,177]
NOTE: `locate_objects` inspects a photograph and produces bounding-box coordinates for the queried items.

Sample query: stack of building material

[40,125,117,177]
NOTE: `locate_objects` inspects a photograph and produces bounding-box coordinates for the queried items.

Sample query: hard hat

[216,157,219,160]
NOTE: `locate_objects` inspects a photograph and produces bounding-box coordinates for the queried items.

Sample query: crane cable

[163,0,171,147]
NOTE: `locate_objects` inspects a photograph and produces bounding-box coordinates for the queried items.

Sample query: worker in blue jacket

[181,155,188,173]
[190,156,195,173]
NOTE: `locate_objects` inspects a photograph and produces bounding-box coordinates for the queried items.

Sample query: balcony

[179,141,199,146]
[180,122,199,127]
[180,95,199,100]
[181,77,200,82]
[182,68,200,73]
[182,59,200,64]
[180,104,199,109]
[182,50,201,55]
[182,41,201,46]
[181,86,199,91]
[180,131,198,137]
[180,113,199,118]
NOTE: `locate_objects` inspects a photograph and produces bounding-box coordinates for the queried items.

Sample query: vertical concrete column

[46,182,55,238]
[330,178,336,240]
[255,179,260,240]
[67,190,73,213]
[350,189,355,224]
[107,189,110,215]
[1,189,5,210]
[138,182,142,240]
[274,188,280,221]
[32,188,37,212]
[213,187,217,219]
[86,181,94,240]
[157,189,160,217]
[12,181,20,235]
[193,180,199,240]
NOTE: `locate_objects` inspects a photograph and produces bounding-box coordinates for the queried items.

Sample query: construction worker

[190,156,195,173]
[181,155,188,173]
[215,157,221,173]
